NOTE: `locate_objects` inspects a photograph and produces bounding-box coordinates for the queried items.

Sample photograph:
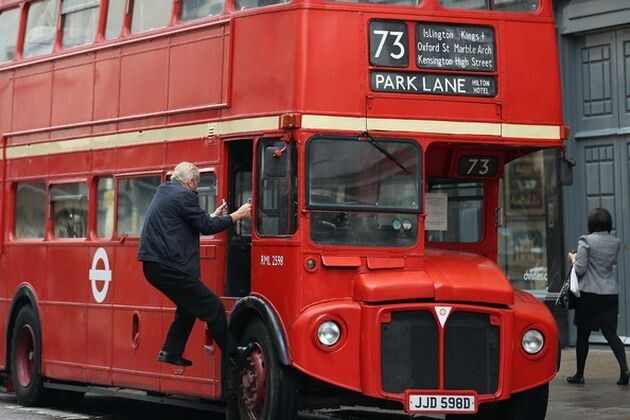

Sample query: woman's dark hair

[588,207,613,233]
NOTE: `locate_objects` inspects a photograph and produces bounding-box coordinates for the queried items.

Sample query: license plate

[407,393,476,413]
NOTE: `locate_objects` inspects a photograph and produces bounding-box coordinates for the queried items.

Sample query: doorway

[225,140,252,297]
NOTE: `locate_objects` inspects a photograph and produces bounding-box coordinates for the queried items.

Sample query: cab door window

[256,140,297,236]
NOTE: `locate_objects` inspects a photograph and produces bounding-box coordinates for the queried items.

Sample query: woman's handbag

[556,266,578,309]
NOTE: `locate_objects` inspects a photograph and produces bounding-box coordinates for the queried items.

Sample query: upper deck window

[105,0,125,39]
[23,0,59,58]
[0,8,19,63]
[438,0,538,12]
[234,0,289,11]
[328,0,418,5]
[131,0,172,34]
[180,0,225,21]
[61,0,100,49]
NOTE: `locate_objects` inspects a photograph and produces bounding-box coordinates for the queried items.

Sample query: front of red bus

[278,0,562,418]
[230,0,564,418]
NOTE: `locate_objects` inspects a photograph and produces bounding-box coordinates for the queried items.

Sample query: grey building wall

[557,0,630,344]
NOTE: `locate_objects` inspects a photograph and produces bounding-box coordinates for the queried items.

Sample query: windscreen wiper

[360,132,410,174]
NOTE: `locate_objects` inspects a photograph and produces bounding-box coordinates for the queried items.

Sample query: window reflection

[0,8,19,62]
[131,0,172,33]
[234,0,289,11]
[61,0,100,49]
[180,0,225,21]
[498,151,548,291]
[23,0,58,58]
[438,0,538,12]
[97,178,114,238]
[117,176,161,235]
[105,0,125,39]
[51,182,88,238]
[426,180,483,243]
[15,182,46,239]
[329,0,418,5]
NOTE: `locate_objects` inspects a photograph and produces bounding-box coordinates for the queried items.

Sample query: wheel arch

[5,284,42,370]
[229,295,291,365]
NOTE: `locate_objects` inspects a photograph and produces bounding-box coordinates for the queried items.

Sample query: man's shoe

[566,374,584,384]
[617,370,630,385]
[157,350,192,367]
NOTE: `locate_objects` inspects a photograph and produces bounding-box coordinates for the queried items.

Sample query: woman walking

[566,207,629,385]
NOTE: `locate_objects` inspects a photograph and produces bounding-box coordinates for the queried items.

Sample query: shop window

[61,0,100,49]
[15,182,46,239]
[117,175,161,236]
[131,0,172,34]
[51,182,88,238]
[105,0,125,39]
[498,151,548,291]
[97,177,114,238]
[23,0,59,58]
[0,8,19,63]
[179,0,224,21]
[426,179,483,243]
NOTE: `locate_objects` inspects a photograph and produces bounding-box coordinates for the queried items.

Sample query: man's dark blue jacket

[137,181,232,279]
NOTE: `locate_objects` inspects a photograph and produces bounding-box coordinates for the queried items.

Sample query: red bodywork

[0,0,562,412]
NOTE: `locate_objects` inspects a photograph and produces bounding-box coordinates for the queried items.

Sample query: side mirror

[560,153,576,186]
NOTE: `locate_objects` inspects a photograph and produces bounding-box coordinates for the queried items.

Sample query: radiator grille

[381,311,438,393]
[380,310,500,395]
[444,312,500,394]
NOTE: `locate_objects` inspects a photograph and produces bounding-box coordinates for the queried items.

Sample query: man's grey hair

[172,162,199,186]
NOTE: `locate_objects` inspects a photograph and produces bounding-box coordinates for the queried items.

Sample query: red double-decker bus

[0,0,565,418]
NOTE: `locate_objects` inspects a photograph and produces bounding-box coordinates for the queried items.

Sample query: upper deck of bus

[0,0,563,147]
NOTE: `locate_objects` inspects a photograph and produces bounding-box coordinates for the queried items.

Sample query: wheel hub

[240,344,266,419]
[15,325,35,387]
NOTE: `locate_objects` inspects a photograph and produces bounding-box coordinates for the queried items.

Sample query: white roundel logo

[89,248,112,303]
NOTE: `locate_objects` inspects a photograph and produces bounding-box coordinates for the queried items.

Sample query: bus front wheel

[10,305,46,406]
[446,383,548,420]
[226,318,298,420]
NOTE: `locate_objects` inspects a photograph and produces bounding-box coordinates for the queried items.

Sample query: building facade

[556,0,630,344]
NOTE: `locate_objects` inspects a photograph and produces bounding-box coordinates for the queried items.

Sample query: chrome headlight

[522,329,544,355]
[317,320,341,347]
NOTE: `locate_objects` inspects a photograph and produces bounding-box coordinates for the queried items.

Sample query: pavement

[548,345,630,419]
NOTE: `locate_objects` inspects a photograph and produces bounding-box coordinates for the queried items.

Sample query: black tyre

[504,383,549,420]
[446,383,548,420]
[10,305,47,406]
[226,318,298,420]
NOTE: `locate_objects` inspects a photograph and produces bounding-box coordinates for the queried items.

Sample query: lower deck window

[15,182,46,239]
[426,180,483,243]
[117,176,161,235]
[51,182,88,238]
